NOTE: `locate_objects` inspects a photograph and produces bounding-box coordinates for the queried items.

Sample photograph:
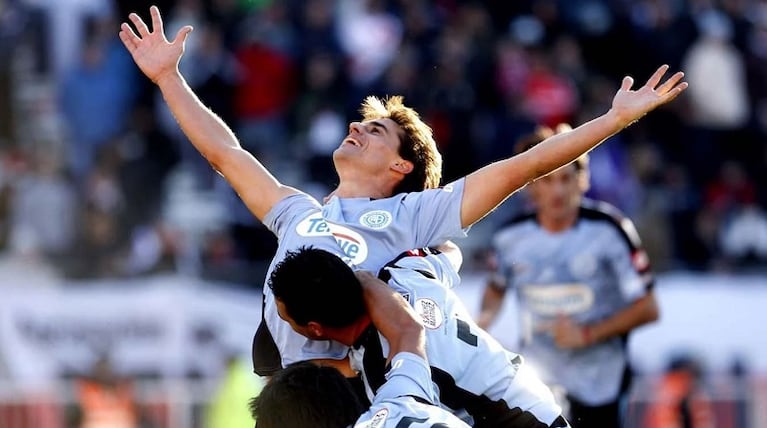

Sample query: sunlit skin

[274,299,362,377]
[275,298,372,347]
[331,118,413,200]
[275,299,325,341]
[118,5,687,224]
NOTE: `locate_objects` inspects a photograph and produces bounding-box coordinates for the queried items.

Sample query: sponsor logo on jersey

[359,210,392,229]
[295,213,369,265]
[415,298,443,329]
[520,283,594,316]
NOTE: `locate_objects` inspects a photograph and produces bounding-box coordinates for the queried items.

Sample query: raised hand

[610,64,688,127]
[119,6,193,84]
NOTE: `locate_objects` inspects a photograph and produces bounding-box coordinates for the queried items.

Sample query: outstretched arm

[356,271,426,363]
[119,6,298,221]
[458,65,687,227]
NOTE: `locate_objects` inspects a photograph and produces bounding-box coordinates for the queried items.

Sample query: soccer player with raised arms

[118,6,686,378]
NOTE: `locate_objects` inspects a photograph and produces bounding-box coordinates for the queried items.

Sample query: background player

[477,124,660,428]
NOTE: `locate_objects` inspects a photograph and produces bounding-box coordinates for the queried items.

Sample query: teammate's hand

[609,64,687,128]
[550,315,589,350]
[119,5,193,84]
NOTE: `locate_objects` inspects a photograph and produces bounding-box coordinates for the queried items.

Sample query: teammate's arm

[553,215,660,349]
[477,276,506,330]
[457,65,687,227]
[356,271,426,362]
[119,6,298,221]
[552,292,658,349]
[585,292,658,345]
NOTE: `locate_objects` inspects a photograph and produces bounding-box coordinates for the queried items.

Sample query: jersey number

[456,319,478,347]
[396,417,451,428]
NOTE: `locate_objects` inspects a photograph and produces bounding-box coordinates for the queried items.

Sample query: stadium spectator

[73,354,138,428]
[643,355,716,428]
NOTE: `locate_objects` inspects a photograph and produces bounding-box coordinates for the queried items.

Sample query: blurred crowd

[1,0,766,286]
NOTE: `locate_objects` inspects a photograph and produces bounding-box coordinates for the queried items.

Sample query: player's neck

[537,211,578,233]
[330,180,395,200]
[331,316,372,346]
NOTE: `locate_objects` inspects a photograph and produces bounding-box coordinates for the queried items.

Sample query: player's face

[333,118,405,176]
[275,299,326,340]
[529,164,586,222]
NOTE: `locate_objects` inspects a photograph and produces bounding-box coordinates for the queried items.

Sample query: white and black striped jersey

[353,352,470,428]
[351,249,569,428]
[491,198,654,405]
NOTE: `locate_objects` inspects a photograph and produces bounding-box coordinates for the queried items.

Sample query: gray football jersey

[492,199,653,405]
[262,181,467,367]
[350,250,567,427]
[353,352,470,428]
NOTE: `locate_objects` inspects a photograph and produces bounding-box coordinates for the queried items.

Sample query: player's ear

[307,322,325,339]
[391,159,413,175]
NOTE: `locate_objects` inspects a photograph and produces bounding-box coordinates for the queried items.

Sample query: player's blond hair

[360,96,442,194]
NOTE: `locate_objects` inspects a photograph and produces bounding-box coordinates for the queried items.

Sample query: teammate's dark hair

[250,361,365,428]
[268,246,365,327]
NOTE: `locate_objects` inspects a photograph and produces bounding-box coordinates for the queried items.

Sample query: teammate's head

[268,246,365,338]
[250,361,365,428]
[517,124,590,221]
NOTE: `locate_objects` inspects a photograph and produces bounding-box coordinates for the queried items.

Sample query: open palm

[610,65,688,126]
[119,6,192,84]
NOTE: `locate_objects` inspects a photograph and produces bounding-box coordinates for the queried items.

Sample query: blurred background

[0,0,765,426]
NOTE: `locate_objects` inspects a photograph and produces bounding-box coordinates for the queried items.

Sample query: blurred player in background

[478,124,660,428]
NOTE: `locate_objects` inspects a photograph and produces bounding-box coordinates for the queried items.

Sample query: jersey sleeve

[605,216,654,302]
[263,192,321,238]
[372,352,439,406]
[386,249,460,289]
[400,179,469,246]
[429,251,461,289]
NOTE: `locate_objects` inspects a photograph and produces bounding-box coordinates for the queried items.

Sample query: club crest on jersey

[415,298,443,329]
[296,213,369,265]
[359,210,392,229]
